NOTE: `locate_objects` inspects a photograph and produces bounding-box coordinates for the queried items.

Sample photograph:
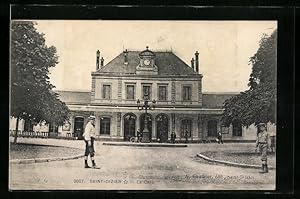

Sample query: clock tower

[136,46,158,75]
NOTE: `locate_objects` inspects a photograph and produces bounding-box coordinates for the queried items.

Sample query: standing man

[184,130,189,143]
[137,129,142,142]
[217,131,223,144]
[171,132,176,144]
[255,123,271,173]
[83,115,99,169]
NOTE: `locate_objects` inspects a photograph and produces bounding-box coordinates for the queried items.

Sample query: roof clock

[136,46,158,75]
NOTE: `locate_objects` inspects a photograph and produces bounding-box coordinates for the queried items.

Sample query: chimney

[191,58,195,70]
[96,50,100,70]
[195,51,199,73]
[124,49,128,65]
[101,57,104,67]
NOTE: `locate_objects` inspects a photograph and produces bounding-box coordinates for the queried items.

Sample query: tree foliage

[11,21,70,127]
[222,29,277,127]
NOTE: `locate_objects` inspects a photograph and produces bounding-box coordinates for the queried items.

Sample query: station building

[11,47,275,142]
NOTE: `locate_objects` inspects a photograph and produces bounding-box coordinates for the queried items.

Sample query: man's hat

[257,123,266,127]
[88,115,96,120]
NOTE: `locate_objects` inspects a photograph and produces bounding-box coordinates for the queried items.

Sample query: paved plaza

[9,138,275,190]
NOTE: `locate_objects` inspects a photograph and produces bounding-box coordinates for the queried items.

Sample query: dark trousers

[84,137,95,157]
[218,137,223,144]
[259,143,268,164]
[171,138,175,144]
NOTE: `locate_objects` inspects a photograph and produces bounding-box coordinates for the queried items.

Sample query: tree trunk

[13,117,19,144]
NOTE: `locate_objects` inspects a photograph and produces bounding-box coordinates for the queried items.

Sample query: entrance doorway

[140,113,153,141]
[156,114,169,142]
[74,117,84,139]
[123,113,136,141]
[207,120,218,137]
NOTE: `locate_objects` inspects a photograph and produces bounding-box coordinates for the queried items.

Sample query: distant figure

[269,131,276,153]
[82,115,99,169]
[217,131,223,144]
[171,132,176,144]
[184,131,189,143]
[137,129,141,142]
[255,123,271,174]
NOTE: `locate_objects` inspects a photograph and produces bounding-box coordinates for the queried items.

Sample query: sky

[34,20,277,92]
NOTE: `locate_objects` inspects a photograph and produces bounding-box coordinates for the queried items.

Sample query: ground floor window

[74,117,84,138]
[24,120,34,132]
[232,120,242,136]
[49,122,58,133]
[207,120,217,137]
[181,119,192,138]
[100,117,111,135]
[123,113,136,141]
[156,114,169,142]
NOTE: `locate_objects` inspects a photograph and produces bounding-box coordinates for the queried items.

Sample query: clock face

[143,59,151,66]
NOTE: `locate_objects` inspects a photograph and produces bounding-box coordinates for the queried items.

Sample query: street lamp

[137,92,156,143]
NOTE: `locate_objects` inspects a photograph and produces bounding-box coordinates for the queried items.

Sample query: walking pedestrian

[255,123,271,173]
[83,115,99,169]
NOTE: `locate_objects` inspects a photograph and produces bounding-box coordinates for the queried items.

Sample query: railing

[9,130,79,140]
[9,130,49,138]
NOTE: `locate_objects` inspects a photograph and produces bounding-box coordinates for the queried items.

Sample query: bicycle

[130,136,142,143]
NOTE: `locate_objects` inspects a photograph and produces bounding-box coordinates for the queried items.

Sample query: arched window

[123,113,137,141]
[232,120,242,136]
[207,120,217,137]
[156,114,169,142]
[100,117,111,135]
[74,117,84,139]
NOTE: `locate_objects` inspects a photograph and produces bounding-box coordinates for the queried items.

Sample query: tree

[222,29,277,127]
[11,21,70,143]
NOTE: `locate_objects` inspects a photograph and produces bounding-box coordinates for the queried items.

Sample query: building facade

[55,47,259,142]
[10,47,273,142]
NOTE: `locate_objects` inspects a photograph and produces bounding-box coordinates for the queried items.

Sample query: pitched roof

[202,93,238,108]
[55,90,91,104]
[98,51,198,75]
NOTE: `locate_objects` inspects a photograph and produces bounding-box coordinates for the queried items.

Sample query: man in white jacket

[83,115,99,169]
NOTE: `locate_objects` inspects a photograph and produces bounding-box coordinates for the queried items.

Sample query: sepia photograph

[9,20,277,190]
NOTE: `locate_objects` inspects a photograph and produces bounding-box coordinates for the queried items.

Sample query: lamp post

[137,92,156,143]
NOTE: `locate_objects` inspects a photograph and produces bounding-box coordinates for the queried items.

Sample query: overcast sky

[34,20,277,92]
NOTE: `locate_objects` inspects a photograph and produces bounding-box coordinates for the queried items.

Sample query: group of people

[82,115,273,174]
[136,129,177,144]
